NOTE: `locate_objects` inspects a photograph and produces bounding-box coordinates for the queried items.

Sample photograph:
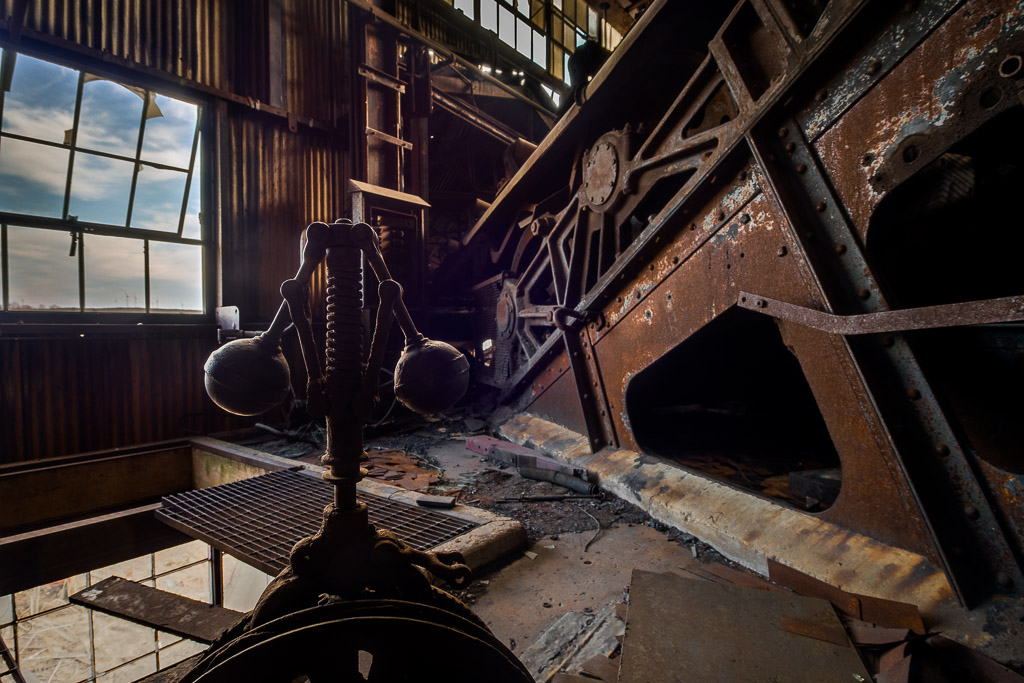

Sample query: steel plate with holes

[156,469,477,576]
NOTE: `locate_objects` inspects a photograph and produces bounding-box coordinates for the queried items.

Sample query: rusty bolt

[882,335,895,347]
[672,255,679,264]
[815,89,827,102]
[738,170,747,181]
[965,505,980,521]
[835,244,847,255]
[935,443,950,456]
[777,245,788,257]
[649,264,655,271]
[717,209,725,221]
[740,214,751,224]
[866,58,881,75]
[999,54,1023,79]
[796,163,807,174]
[600,409,606,417]
[635,288,642,299]
[785,142,796,153]
[592,380,599,387]
[858,288,871,300]
[647,214,657,225]
[861,153,875,167]
[997,572,1014,589]
[777,126,789,138]
[616,296,622,303]
[755,299,768,309]
[907,388,922,400]
[816,200,827,212]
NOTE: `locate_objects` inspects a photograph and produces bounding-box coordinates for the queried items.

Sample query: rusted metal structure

[462,0,1024,610]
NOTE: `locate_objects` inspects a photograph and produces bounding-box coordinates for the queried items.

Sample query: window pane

[84,234,144,311]
[454,0,474,19]
[77,76,143,156]
[499,6,515,47]
[150,242,202,313]
[68,153,134,225]
[0,138,69,217]
[182,162,201,241]
[0,53,78,144]
[515,0,529,15]
[17,605,92,683]
[140,95,197,168]
[517,18,532,58]
[552,44,564,80]
[0,594,12,626]
[130,165,187,232]
[564,23,575,49]
[94,611,156,673]
[533,30,547,69]
[481,0,498,32]
[15,575,87,618]
[7,226,79,311]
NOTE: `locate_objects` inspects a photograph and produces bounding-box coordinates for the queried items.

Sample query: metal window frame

[0,44,209,323]
[0,547,215,683]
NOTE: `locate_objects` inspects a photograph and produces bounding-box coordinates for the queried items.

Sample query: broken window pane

[140,95,197,169]
[130,165,187,232]
[0,53,78,144]
[68,153,134,226]
[84,234,144,311]
[454,0,474,20]
[76,76,144,157]
[149,242,203,313]
[0,138,69,217]
[481,0,497,33]
[7,226,79,311]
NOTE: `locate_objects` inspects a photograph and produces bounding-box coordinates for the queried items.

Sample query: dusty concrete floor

[360,416,729,659]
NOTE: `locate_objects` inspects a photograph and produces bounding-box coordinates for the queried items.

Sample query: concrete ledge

[498,412,954,618]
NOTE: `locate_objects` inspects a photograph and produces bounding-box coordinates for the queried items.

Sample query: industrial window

[444,0,620,83]
[0,48,205,317]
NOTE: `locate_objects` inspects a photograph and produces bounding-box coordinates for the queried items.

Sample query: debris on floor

[617,569,871,682]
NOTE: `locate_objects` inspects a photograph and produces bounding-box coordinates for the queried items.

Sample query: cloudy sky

[0,49,203,312]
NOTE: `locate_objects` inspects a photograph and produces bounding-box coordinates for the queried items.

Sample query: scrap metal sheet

[618,570,871,683]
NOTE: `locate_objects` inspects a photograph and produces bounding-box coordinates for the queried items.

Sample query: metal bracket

[739,292,1024,334]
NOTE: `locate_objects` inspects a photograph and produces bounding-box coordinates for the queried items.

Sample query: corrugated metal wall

[1,330,241,460]
[221,113,346,321]
[0,0,351,462]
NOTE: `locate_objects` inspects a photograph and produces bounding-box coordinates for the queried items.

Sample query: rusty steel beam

[738,292,1024,334]
[466,0,1024,610]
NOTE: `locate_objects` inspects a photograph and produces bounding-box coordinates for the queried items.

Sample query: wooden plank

[618,570,871,683]
[0,503,191,595]
[0,447,193,532]
[71,577,242,644]
[767,559,926,634]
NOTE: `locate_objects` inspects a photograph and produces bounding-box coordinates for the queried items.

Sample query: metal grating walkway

[156,469,477,576]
